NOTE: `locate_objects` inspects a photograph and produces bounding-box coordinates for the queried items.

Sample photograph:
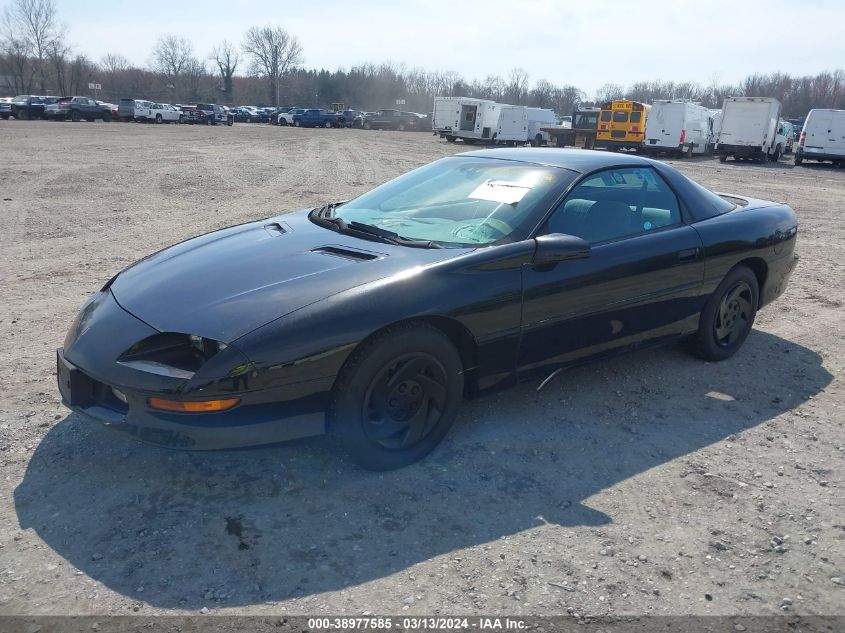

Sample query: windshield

[331,157,574,247]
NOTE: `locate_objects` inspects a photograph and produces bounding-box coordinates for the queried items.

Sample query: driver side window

[541,167,681,244]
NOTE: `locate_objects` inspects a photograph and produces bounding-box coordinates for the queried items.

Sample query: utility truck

[433,97,503,144]
[642,100,713,157]
[495,106,557,146]
[716,97,783,163]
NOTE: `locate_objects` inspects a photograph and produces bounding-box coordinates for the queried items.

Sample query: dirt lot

[0,121,843,619]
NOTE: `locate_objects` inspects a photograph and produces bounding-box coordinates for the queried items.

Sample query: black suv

[44,96,112,121]
[362,109,419,131]
[188,103,233,126]
[10,95,61,120]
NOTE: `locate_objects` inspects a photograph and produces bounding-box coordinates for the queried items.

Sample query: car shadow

[14,330,832,609]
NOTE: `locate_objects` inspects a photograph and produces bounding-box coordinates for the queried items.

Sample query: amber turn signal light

[148,397,240,413]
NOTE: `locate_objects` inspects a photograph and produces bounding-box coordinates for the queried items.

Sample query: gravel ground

[0,121,843,618]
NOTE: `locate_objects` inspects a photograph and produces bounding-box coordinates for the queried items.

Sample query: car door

[519,165,705,377]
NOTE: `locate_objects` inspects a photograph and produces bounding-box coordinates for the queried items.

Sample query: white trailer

[716,97,782,163]
[496,106,558,146]
[642,100,713,157]
[709,109,722,147]
[794,109,845,166]
[432,97,504,144]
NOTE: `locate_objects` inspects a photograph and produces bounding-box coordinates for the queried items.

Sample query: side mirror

[533,233,591,265]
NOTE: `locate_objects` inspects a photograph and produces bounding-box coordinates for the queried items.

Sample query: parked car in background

[150,103,183,123]
[779,120,795,154]
[45,96,112,122]
[243,106,270,123]
[10,95,60,119]
[362,109,419,131]
[277,108,307,125]
[118,99,154,122]
[186,103,233,126]
[231,107,260,123]
[341,109,364,128]
[0,97,12,119]
[98,101,119,120]
[293,108,346,128]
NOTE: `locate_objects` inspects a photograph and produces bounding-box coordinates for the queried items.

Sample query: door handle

[677,247,700,262]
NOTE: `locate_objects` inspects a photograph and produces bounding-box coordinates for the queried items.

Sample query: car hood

[110,210,464,343]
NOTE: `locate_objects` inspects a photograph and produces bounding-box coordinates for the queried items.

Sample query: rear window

[600,111,611,122]
[613,111,629,123]
[630,111,642,123]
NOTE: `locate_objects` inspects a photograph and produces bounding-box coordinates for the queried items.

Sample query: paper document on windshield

[468,179,531,205]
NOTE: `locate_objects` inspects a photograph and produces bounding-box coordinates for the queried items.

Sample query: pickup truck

[293,109,346,128]
[45,96,112,122]
[118,98,154,122]
[10,95,61,120]
[277,108,306,125]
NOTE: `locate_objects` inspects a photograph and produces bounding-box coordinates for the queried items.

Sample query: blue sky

[36,0,842,96]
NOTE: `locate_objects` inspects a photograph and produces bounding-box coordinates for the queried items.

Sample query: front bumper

[57,348,328,449]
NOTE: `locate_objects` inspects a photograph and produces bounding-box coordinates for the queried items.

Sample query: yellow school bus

[596,100,650,151]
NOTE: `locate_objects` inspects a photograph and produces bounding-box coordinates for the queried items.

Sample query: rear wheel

[683,144,693,158]
[398,121,406,131]
[71,110,80,122]
[445,135,456,143]
[178,114,184,124]
[155,113,163,124]
[770,144,782,162]
[531,133,543,147]
[363,120,372,130]
[328,323,464,471]
[757,151,768,164]
[102,112,111,122]
[719,154,727,162]
[693,265,759,361]
[325,120,332,128]
[794,151,803,166]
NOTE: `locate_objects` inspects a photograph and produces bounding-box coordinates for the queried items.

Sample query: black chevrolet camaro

[58,149,798,470]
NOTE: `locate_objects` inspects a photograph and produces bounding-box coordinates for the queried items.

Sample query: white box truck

[794,109,845,166]
[433,97,504,144]
[642,100,713,157]
[496,106,557,146]
[716,97,782,163]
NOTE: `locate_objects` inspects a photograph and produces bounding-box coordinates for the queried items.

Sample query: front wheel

[693,265,759,361]
[324,120,332,128]
[70,110,80,122]
[398,121,406,131]
[328,323,464,471]
[155,114,162,124]
[794,151,803,166]
[363,120,372,130]
[719,154,728,163]
[178,114,184,124]
[102,112,112,122]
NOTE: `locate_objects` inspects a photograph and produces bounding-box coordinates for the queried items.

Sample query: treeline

[3,0,845,117]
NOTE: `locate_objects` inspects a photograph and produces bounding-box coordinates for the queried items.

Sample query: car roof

[458,148,655,173]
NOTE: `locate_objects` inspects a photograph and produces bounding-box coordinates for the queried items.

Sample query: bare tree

[211,40,238,103]
[151,35,201,101]
[506,67,530,104]
[101,52,128,75]
[595,82,625,103]
[2,0,64,92]
[242,25,303,106]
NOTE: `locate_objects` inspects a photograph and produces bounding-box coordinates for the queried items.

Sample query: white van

[496,106,557,146]
[795,109,845,166]
[642,100,713,157]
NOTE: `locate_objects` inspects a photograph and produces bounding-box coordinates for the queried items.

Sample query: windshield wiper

[313,200,347,218]
[308,210,441,249]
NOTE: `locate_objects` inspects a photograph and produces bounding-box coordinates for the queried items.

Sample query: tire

[280,119,288,126]
[155,114,163,124]
[693,265,759,362]
[398,121,406,131]
[71,110,80,122]
[324,120,332,128]
[757,151,768,164]
[683,144,693,158]
[770,145,782,162]
[19,110,29,120]
[719,154,727,163]
[794,151,803,166]
[205,117,211,126]
[328,322,464,471]
[178,114,184,124]
[363,120,372,130]
[445,135,456,143]
[531,133,543,147]
[102,112,111,122]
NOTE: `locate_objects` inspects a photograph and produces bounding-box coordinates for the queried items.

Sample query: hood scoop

[312,246,383,261]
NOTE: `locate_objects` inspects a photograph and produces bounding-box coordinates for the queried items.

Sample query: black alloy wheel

[329,323,463,470]
[362,353,448,450]
[693,265,759,361]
